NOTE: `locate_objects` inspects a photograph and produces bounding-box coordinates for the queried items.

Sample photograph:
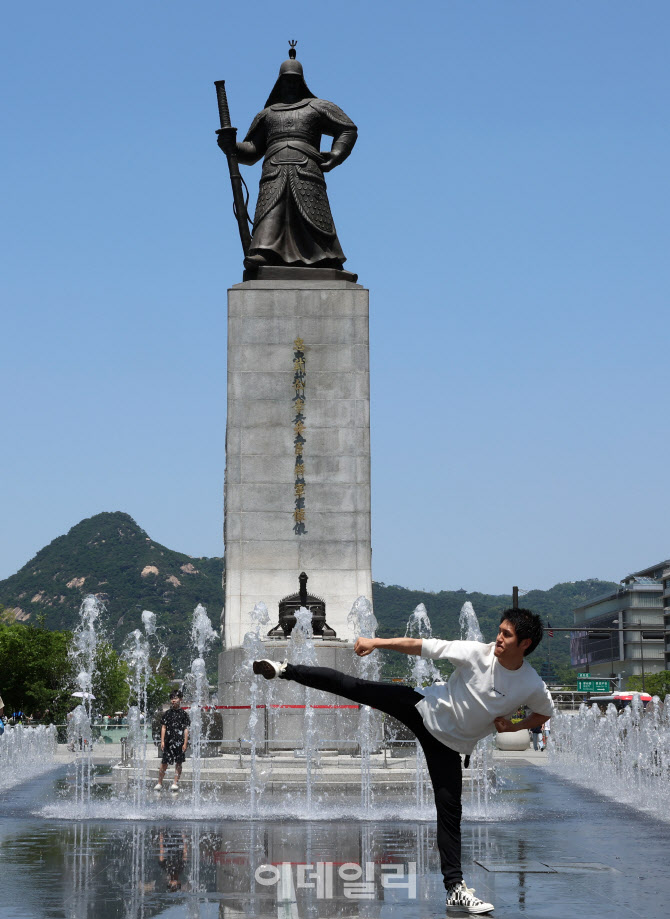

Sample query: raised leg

[281,663,421,719]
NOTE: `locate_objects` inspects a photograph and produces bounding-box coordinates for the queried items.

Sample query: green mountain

[0,511,617,683]
[0,512,223,673]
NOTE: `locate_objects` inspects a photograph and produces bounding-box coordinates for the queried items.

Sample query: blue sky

[2,1,668,594]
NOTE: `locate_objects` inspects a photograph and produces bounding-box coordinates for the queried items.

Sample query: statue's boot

[243,253,269,269]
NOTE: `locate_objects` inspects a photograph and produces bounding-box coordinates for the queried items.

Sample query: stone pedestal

[222,279,372,649]
[217,640,382,751]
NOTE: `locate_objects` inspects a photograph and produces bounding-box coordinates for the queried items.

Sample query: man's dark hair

[500,608,544,656]
[169,689,183,701]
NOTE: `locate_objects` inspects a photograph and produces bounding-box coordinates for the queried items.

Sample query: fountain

[239,601,272,816]
[187,603,218,811]
[286,605,319,814]
[458,600,498,819]
[348,595,380,814]
[0,723,57,791]
[459,600,484,643]
[17,590,510,825]
[548,695,670,818]
[405,603,441,813]
[67,594,103,811]
[121,609,164,811]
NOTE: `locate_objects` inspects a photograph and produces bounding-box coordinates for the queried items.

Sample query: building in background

[572,560,668,686]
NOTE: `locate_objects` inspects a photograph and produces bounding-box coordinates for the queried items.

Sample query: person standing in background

[155,690,190,793]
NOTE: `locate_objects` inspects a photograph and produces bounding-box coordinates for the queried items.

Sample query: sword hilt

[214,80,232,129]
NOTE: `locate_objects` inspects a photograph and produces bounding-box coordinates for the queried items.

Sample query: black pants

[281,664,463,888]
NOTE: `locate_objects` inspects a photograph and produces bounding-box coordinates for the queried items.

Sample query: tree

[92,641,130,716]
[144,655,174,711]
[627,671,670,699]
[0,619,71,720]
[92,643,173,716]
[146,672,173,714]
[0,623,130,721]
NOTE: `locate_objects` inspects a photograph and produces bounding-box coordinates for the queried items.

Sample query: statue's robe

[237,98,357,267]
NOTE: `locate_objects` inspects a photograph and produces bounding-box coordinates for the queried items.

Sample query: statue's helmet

[279,58,304,78]
[265,56,315,107]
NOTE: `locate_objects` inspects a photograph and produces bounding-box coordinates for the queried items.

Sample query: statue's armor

[239,99,357,266]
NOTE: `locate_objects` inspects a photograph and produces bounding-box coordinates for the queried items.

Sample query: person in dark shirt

[155,690,190,792]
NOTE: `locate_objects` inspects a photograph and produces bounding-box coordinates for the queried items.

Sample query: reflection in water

[125,825,150,919]
[414,822,433,901]
[518,837,527,910]
[67,822,93,919]
[160,826,188,892]
[3,819,440,918]
[188,824,203,918]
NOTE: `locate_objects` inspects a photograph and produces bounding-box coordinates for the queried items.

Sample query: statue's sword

[214,80,252,256]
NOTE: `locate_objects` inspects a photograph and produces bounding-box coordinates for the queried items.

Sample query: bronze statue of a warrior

[216,46,357,276]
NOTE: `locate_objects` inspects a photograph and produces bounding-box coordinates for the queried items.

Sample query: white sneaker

[446,881,494,913]
[170,783,179,792]
[252,659,288,680]
[153,783,163,791]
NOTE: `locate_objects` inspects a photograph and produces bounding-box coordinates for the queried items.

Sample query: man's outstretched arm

[354,637,422,657]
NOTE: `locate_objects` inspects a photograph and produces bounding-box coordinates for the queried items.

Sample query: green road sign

[578,673,591,678]
[577,679,611,693]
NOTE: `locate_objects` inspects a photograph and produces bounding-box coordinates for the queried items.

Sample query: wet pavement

[0,758,668,918]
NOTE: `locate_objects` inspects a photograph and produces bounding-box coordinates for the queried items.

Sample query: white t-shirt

[415,639,554,755]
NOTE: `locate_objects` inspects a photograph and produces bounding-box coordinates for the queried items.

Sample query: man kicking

[253,607,552,914]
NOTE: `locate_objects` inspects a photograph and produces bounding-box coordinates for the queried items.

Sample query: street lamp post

[638,619,646,692]
[608,616,622,685]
